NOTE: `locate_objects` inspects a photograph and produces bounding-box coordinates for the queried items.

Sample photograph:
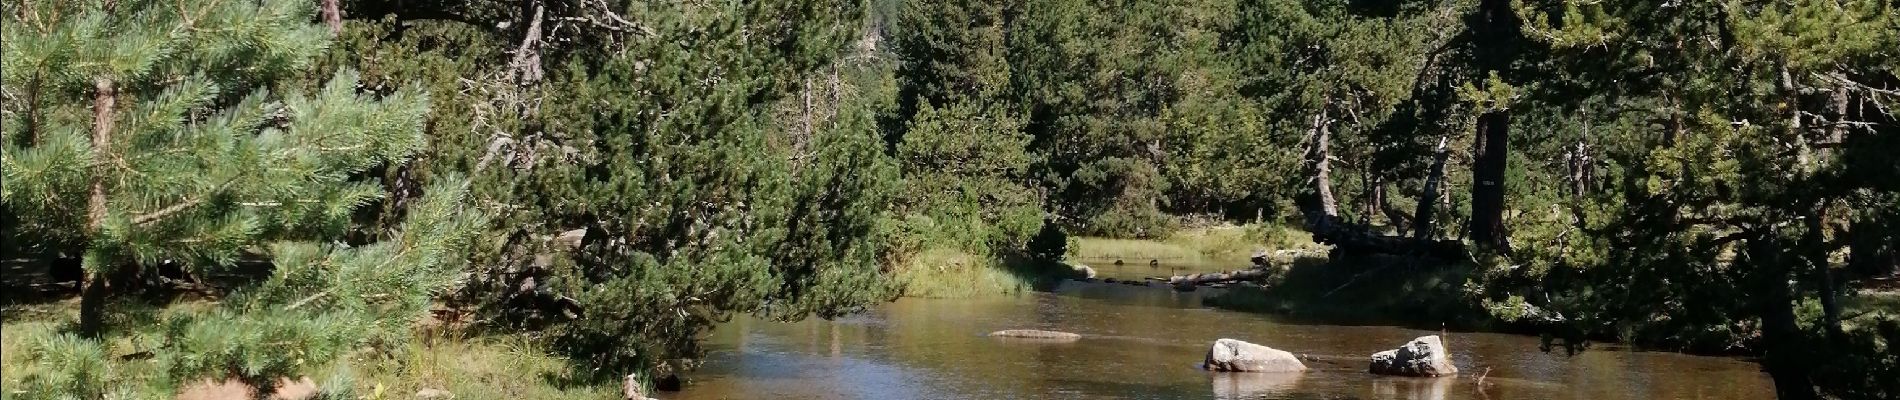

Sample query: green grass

[337,334,620,399]
[1071,223,1325,265]
[894,247,1066,298]
[1843,290,1900,331]
[0,300,621,399]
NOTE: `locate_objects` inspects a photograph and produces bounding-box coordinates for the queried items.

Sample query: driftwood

[1156,267,1276,288]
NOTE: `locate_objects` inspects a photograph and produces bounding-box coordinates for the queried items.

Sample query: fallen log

[1307,215,1464,260]
[1162,268,1276,287]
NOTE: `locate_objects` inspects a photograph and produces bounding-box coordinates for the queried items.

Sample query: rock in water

[1368,335,1459,377]
[1070,263,1097,280]
[989,329,1082,340]
[1203,338,1308,372]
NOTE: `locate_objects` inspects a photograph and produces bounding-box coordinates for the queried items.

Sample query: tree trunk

[1300,108,1338,226]
[79,271,110,336]
[81,76,117,337]
[1469,111,1508,248]
[1414,137,1449,240]
[1468,0,1517,251]
[509,0,547,84]
[321,0,343,34]
[89,77,114,233]
[1747,236,1820,400]
[1804,208,1844,344]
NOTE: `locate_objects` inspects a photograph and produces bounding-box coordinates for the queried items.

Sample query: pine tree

[2,0,478,395]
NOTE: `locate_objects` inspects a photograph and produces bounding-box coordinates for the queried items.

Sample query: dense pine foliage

[3,0,1897,398]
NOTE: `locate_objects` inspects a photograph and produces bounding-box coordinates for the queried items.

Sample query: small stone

[416,388,454,399]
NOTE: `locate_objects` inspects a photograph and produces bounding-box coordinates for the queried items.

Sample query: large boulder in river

[989,329,1082,341]
[1203,338,1307,372]
[1368,335,1459,377]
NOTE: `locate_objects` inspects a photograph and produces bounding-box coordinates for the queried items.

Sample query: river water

[670,262,1775,400]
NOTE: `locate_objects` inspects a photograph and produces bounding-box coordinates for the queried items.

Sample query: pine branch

[130,177,237,226]
[284,289,330,311]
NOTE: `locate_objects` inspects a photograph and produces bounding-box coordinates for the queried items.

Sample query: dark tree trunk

[1467,0,1517,250]
[1747,236,1820,400]
[1805,207,1845,344]
[1469,109,1508,248]
[78,272,110,336]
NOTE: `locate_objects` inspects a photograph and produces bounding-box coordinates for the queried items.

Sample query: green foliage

[452,1,906,377]
[892,101,1042,253]
[0,0,491,395]
[1025,219,1068,263]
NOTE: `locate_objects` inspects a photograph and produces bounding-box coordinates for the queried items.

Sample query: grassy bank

[893,248,1071,298]
[1071,224,1325,265]
[0,300,617,399]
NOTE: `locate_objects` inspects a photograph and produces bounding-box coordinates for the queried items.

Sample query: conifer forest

[1,0,1897,399]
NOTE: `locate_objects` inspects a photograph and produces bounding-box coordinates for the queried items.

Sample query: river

[669,261,1775,400]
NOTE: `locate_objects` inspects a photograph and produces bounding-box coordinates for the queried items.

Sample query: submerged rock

[1203,338,1307,372]
[1368,335,1459,377]
[989,329,1082,340]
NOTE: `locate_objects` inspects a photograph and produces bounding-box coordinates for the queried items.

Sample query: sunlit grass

[0,300,621,399]
[1072,223,1325,265]
[894,247,1041,299]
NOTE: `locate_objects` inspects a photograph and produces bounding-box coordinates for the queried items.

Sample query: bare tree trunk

[81,76,117,337]
[1300,108,1338,226]
[1414,137,1450,240]
[321,0,343,34]
[509,0,547,84]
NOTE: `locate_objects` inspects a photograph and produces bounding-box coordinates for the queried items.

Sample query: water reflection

[675,273,1774,400]
[1369,376,1452,400]
[1209,372,1302,399]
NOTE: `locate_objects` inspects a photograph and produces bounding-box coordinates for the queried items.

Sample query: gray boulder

[1368,335,1459,377]
[1203,338,1307,372]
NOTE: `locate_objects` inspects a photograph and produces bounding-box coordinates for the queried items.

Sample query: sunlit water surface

[669,262,1772,400]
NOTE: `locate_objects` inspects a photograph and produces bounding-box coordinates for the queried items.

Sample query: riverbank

[1201,254,1494,329]
[1070,224,1325,265]
[893,248,1062,298]
[0,299,619,399]
[895,224,1330,299]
